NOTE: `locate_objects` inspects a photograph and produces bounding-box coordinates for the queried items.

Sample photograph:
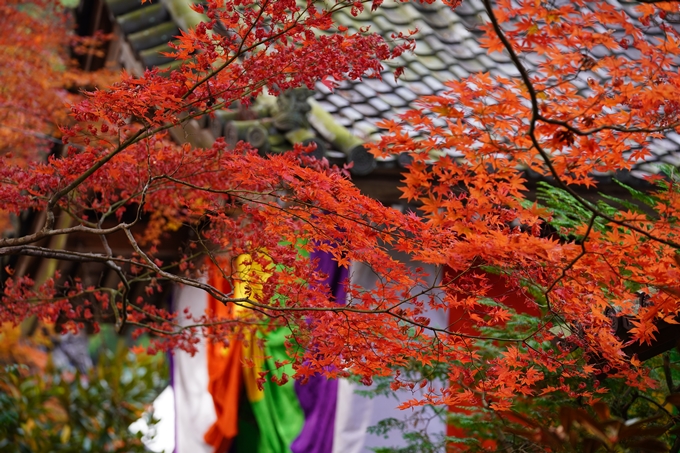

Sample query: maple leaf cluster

[4,0,680,434]
[371,0,680,415]
[0,0,73,161]
[0,0,116,230]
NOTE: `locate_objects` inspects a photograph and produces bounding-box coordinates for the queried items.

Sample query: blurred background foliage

[0,323,168,452]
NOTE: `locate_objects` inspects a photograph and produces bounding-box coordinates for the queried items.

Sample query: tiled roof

[104,0,680,186]
[317,0,680,184]
[314,0,501,137]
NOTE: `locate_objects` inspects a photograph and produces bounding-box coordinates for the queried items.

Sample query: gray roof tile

[650,139,677,154]
[382,92,409,108]
[339,106,364,123]
[450,64,470,79]
[363,78,394,94]
[661,154,680,167]
[666,132,680,146]
[457,57,487,73]
[422,33,448,52]
[368,97,392,112]
[431,70,456,84]
[353,83,377,100]
[354,120,380,138]
[418,55,448,71]
[395,87,419,102]
[380,71,401,88]
[353,103,380,117]
[409,61,431,77]
[336,88,365,104]
[422,75,446,91]
[399,68,423,83]
[336,116,353,128]
[315,99,338,115]
[446,43,476,60]
[327,94,351,109]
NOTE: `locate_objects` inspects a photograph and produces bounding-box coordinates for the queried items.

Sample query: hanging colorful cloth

[291,248,348,453]
[204,255,304,453]
[169,251,372,452]
[203,264,240,453]
[171,282,217,453]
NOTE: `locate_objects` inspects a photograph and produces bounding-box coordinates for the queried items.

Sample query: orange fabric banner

[204,263,241,453]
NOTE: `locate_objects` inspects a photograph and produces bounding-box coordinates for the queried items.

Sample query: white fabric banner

[172,283,216,453]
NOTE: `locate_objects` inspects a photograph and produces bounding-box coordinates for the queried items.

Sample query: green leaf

[612,179,659,208]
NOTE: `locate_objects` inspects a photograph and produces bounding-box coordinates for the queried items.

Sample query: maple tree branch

[126,251,208,287]
[43,95,244,231]
[517,215,599,343]
[13,289,109,306]
[122,225,288,319]
[126,318,268,336]
[95,188,149,227]
[156,173,420,257]
[156,174,277,197]
[160,174,413,246]
[181,0,302,101]
[275,195,417,243]
[17,0,384,255]
[37,75,286,238]
[664,352,674,393]
[97,226,130,332]
[183,11,266,99]
[0,245,150,269]
[0,223,132,249]
[180,0,368,103]
[638,394,676,420]
[537,116,680,136]
[0,244,207,292]
[482,0,680,251]
[46,128,145,218]
[387,308,524,342]
[122,222,523,342]
[127,296,270,331]
[38,115,211,236]
[544,214,597,305]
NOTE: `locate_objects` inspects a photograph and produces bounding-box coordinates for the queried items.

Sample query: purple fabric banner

[291,374,338,453]
[291,249,348,453]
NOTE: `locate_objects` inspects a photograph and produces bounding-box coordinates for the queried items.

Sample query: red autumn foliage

[4,0,680,422]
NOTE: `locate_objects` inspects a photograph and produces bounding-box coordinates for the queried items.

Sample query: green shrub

[0,343,167,452]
